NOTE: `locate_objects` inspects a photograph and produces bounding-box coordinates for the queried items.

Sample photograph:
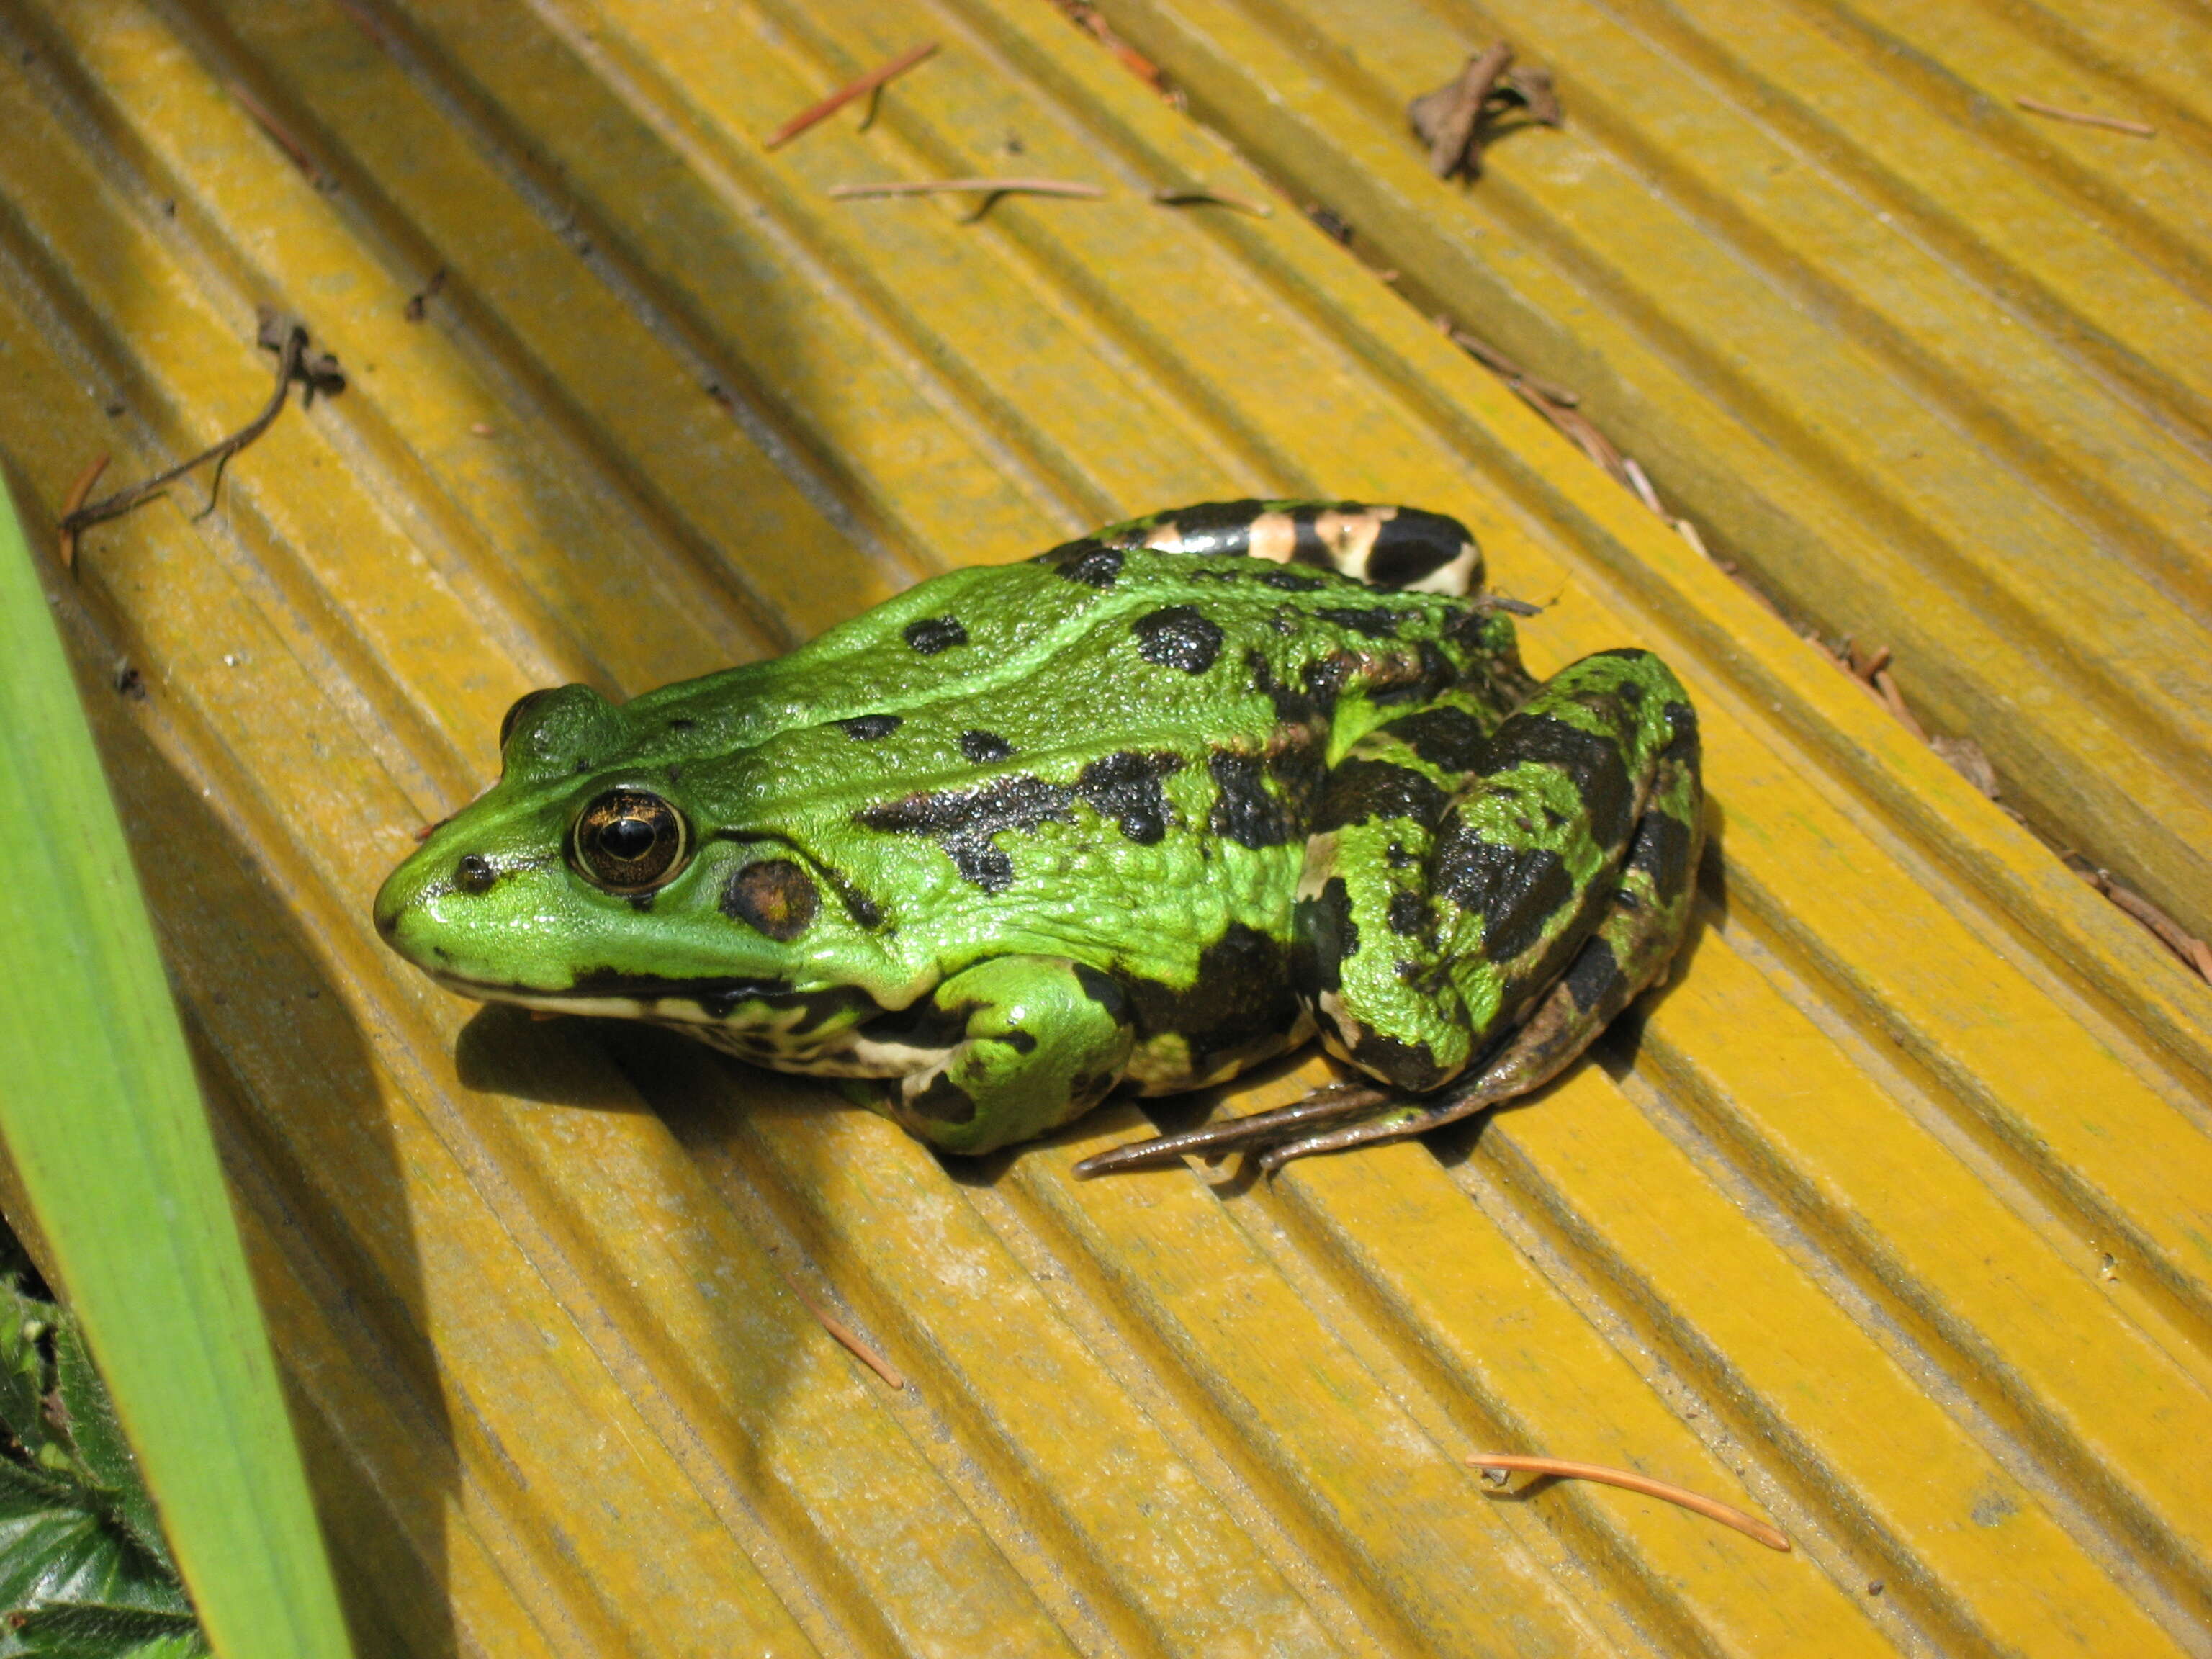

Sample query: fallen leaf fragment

[1151,186,1272,216]
[1930,734,2000,799]
[829,177,1104,201]
[1410,42,1514,179]
[1409,42,1562,179]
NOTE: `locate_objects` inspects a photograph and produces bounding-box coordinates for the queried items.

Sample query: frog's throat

[421,965,943,1079]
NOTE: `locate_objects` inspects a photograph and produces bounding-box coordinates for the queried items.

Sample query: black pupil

[599,815,660,862]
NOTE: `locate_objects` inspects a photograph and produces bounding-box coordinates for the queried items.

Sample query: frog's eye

[499,688,558,749]
[571,790,690,893]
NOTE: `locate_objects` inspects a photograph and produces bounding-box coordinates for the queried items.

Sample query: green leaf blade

[0,475,354,1659]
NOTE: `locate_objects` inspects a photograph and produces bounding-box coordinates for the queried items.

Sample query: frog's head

[373,684,894,1038]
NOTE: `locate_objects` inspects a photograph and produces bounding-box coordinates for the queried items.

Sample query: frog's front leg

[1077,649,1701,1177]
[869,956,1135,1156]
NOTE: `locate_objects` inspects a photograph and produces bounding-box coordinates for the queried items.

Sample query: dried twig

[55,453,109,573]
[1871,667,1928,742]
[2069,863,2212,982]
[2015,96,2154,138]
[1519,388,1633,487]
[1051,1,1170,94]
[60,309,343,552]
[226,80,328,187]
[1151,186,1272,217]
[1434,314,1634,492]
[782,1274,905,1390]
[763,42,939,150]
[1437,318,1580,405]
[1622,456,1663,515]
[1470,1454,1791,1551]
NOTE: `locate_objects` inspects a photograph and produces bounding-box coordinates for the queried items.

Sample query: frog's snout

[372,842,474,954]
[371,853,426,947]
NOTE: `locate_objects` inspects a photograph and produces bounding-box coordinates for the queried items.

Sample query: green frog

[374,501,1702,1172]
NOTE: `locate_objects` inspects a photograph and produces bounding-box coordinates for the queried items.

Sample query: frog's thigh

[1303,650,1697,1094]
[883,956,1135,1156]
[1455,716,1704,1103]
[1294,702,1489,1092]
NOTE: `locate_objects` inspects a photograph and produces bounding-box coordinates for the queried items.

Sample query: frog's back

[628,500,1483,750]
[665,504,1503,835]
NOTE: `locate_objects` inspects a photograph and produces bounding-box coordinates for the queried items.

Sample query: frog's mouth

[414,963,804,1024]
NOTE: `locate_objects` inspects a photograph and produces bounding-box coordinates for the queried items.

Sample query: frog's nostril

[454,853,497,895]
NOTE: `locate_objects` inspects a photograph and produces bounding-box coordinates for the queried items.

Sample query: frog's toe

[1072,1081,1394,1177]
[1251,1076,1510,1171]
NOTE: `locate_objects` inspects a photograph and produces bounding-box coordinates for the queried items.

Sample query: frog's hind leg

[1246,734,1704,1169]
[1079,500,1483,595]
[1075,649,1702,1177]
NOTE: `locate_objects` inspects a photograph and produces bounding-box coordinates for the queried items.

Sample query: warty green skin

[374,501,1704,1159]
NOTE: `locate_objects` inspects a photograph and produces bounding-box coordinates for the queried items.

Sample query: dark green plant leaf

[0,1493,188,1622]
[1,1601,204,1659]
[0,1283,51,1463]
[49,1326,168,1578]
[0,1455,76,1514]
[0,1283,189,1645]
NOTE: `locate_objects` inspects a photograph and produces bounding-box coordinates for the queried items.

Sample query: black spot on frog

[1431,831,1575,963]
[1314,759,1450,832]
[1133,606,1223,674]
[1123,923,1300,1074]
[858,775,1077,891]
[1036,540,1123,588]
[1484,714,1635,850]
[1076,751,1185,845]
[1292,876,1359,994]
[1207,750,1298,849]
[1316,606,1401,639]
[1382,704,1488,773]
[904,616,969,655]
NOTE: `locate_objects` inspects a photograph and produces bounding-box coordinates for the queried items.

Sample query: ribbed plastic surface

[1,1,2207,1654]
[1095,0,2212,949]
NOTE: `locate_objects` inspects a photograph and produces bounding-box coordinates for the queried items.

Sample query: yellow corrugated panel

[1094,0,2212,950]
[0,0,2206,1654]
